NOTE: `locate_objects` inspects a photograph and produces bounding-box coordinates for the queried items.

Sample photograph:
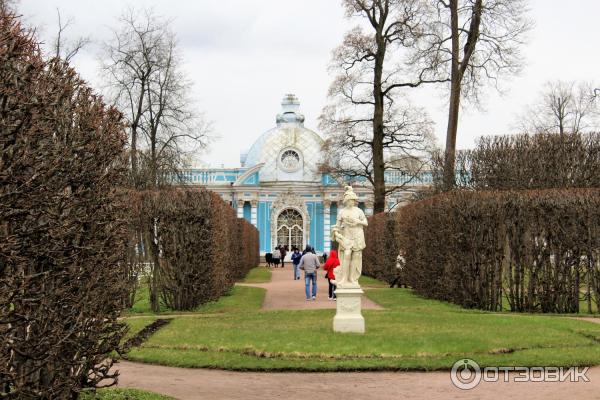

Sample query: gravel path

[115,360,600,400]
[238,266,383,310]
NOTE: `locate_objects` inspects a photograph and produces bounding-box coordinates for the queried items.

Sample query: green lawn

[127,266,265,315]
[241,266,272,283]
[81,388,173,400]
[359,275,389,288]
[123,284,600,371]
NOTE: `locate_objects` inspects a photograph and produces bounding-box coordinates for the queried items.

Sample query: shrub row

[363,213,402,286]
[132,188,259,311]
[0,10,131,398]
[397,189,600,313]
[432,132,600,191]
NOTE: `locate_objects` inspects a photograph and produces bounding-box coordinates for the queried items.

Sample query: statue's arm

[358,210,368,226]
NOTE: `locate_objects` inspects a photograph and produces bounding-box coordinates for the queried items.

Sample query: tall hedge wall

[398,189,600,313]
[0,10,131,398]
[432,132,600,191]
[132,188,260,311]
[363,213,401,285]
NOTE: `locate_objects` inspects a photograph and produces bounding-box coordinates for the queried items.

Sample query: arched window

[276,208,303,250]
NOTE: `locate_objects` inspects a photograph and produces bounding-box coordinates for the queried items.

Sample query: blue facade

[330,202,338,227]
[257,201,272,253]
[306,201,324,253]
[243,202,251,222]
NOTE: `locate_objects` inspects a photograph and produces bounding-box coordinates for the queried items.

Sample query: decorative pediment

[233,163,264,186]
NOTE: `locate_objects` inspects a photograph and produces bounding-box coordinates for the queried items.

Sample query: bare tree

[52,8,89,62]
[320,0,442,213]
[0,0,18,13]
[101,8,209,312]
[320,99,435,205]
[517,80,599,135]
[412,0,530,189]
[101,8,209,189]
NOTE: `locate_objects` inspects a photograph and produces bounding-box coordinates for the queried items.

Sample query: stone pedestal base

[333,287,365,334]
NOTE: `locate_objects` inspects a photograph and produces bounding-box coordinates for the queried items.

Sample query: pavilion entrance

[276,208,304,252]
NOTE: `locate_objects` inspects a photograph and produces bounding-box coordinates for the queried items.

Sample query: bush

[132,188,259,311]
[432,132,600,191]
[398,189,600,313]
[363,213,401,285]
[0,10,130,398]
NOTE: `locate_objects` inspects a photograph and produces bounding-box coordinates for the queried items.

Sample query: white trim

[232,163,264,186]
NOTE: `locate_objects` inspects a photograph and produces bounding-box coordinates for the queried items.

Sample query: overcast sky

[18,0,600,167]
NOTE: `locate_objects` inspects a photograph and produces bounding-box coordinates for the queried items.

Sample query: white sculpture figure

[332,186,368,288]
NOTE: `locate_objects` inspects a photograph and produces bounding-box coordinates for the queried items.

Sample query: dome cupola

[276,94,305,126]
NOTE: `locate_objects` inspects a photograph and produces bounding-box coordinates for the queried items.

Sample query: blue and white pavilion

[181,94,432,256]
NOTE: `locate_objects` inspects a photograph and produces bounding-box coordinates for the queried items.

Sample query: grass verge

[123,286,600,371]
[241,266,272,284]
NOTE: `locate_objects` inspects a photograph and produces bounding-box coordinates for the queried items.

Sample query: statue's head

[342,186,359,207]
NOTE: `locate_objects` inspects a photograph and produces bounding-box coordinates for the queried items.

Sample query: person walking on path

[280,245,287,268]
[291,248,302,280]
[272,247,281,268]
[299,246,320,300]
[323,250,340,300]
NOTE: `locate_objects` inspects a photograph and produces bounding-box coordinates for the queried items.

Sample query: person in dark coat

[279,245,287,268]
[291,248,302,280]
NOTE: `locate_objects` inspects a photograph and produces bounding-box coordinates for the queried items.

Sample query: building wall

[243,202,251,222]
[257,201,272,253]
[304,201,324,252]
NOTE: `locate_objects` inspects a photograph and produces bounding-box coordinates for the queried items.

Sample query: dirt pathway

[237,266,383,310]
[115,360,600,400]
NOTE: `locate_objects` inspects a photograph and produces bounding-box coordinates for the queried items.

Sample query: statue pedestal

[333,286,365,334]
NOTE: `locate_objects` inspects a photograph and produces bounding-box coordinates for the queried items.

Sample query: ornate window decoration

[276,209,304,251]
[279,149,301,172]
[270,190,310,252]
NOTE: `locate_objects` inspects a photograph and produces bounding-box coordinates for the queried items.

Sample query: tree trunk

[443,0,461,191]
[372,30,386,213]
[130,129,138,185]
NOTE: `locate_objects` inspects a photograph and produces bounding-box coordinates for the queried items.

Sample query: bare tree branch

[52,8,89,62]
[516,80,600,135]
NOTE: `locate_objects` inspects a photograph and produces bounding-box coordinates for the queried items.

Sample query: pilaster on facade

[323,200,332,254]
[237,201,244,218]
[250,199,258,227]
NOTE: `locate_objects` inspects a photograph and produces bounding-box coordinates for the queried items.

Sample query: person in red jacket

[323,250,340,300]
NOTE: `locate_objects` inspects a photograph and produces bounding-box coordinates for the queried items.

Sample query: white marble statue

[331,186,368,288]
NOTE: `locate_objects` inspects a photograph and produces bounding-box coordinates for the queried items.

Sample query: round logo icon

[451,358,482,390]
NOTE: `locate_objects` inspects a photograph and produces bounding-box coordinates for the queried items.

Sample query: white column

[323,200,331,254]
[365,200,374,217]
[250,200,258,227]
[237,200,244,218]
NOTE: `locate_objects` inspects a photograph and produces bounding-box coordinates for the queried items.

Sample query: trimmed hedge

[132,188,259,311]
[432,132,600,191]
[363,213,402,285]
[398,189,600,313]
[0,10,130,397]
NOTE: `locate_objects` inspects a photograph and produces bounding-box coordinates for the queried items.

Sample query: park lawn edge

[120,286,600,372]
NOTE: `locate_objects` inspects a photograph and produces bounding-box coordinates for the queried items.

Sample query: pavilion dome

[243,94,325,183]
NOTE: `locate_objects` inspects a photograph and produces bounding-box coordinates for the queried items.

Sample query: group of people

[265,245,288,268]
[292,246,340,301]
[266,244,341,301]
